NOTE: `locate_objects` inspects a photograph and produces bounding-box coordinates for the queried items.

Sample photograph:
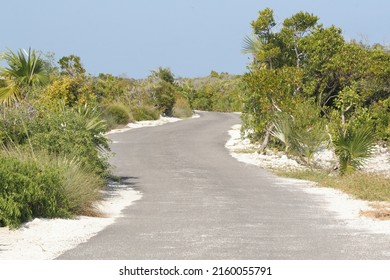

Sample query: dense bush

[152,81,177,116]
[0,104,111,177]
[30,107,110,177]
[241,7,390,166]
[0,149,103,228]
[185,73,242,112]
[0,152,69,228]
[40,75,97,107]
[130,105,160,121]
[103,103,132,127]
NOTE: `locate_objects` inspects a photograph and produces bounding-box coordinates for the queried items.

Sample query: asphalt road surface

[58,112,390,259]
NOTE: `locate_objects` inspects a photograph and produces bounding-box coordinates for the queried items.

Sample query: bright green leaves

[0,48,50,105]
[282,11,319,34]
[251,8,276,38]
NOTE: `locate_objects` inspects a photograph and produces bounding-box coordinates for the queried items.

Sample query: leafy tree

[242,66,304,147]
[151,81,176,116]
[58,55,86,77]
[151,67,175,85]
[280,11,319,67]
[249,8,281,69]
[94,73,133,102]
[149,67,177,115]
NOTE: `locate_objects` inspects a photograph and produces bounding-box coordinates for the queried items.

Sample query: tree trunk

[259,123,275,153]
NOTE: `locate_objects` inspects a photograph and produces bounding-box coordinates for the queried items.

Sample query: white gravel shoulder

[0,114,198,260]
[226,124,390,235]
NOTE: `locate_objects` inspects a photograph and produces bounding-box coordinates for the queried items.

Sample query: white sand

[226,124,390,234]
[0,183,142,260]
[0,114,196,260]
[106,113,199,135]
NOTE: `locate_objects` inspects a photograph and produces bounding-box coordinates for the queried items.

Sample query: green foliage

[242,7,390,168]
[241,66,304,139]
[30,107,110,177]
[130,105,160,121]
[186,74,242,112]
[0,104,111,177]
[0,151,69,228]
[152,81,177,116]
[151,67,175,85]
[103,103,132,127]
[334,126,377,175]
[0,48,50,105]
[58,55,86,77]
[270,100,327,166]
[40,75,96,107]
[0,149,104,228]
[55,155,103,216]
[94,73,133,102]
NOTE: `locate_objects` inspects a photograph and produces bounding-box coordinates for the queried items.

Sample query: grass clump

[276,169,390,202]
[172,97,193,118]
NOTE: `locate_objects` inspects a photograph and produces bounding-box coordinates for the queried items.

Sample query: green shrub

[130,105,160,121]
[0,152,70,228]
[152,81,176,116]
[0,105,34,145]
[28,107,111,177]
[0,104,111,177]
[103,103,132,126]
[0,149,104,228]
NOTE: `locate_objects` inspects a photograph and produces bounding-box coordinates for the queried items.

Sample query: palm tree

[0,48,49,105]
[334,126,376,175]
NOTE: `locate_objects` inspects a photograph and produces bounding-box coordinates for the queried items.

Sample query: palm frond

[242,34,263,55]
[0,79,20,106]
[270,113,293,152]
[334,126,376,175]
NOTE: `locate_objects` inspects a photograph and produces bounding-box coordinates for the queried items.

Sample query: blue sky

[1,0,389,78]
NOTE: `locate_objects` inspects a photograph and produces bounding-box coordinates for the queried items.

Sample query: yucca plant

[333,126,376,175]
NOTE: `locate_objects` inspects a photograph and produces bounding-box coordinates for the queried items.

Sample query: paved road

[58,112,390,259]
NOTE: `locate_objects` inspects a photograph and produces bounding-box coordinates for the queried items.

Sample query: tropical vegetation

[241,8,390,175]
[1,7,390,226]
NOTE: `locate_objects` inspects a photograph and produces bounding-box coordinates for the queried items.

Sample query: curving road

[58,112,390,259]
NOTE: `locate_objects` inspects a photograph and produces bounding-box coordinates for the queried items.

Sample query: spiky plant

[270,113,294,153]
[0,48,49,105]
[293,123,327,167]
[333,126,376,175]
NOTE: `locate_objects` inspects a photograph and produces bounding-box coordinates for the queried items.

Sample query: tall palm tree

[0,48,49,105]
